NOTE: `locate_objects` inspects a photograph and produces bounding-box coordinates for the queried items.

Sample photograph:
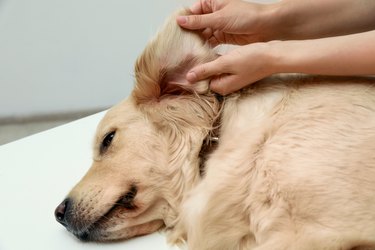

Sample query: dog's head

[55,10,219,242]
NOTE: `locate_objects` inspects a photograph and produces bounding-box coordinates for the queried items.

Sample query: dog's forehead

[96,98,146,137]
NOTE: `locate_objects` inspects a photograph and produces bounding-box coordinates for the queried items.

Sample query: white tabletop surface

[0,112,179,250]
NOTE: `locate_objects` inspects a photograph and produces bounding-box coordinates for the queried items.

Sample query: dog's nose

[55,198,70,227]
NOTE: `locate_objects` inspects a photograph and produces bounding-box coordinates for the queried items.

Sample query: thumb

[176,13,219,30]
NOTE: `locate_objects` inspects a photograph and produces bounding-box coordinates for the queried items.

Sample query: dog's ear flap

[132,10,217,105]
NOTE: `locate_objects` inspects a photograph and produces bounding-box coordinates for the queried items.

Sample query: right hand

[176,0,273,46]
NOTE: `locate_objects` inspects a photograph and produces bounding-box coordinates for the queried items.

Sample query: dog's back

[180,75,375,250]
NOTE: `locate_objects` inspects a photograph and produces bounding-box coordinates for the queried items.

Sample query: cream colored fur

[61,9,375,250]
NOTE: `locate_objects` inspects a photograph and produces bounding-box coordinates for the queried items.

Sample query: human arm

[271,0,375,41]
[272,30,375,77]
[177,0,375,45]
[187,30,375,95]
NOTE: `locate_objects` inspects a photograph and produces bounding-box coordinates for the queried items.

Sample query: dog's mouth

[73,219,164,242]
[71,199,134,241]
[57,185,164,242]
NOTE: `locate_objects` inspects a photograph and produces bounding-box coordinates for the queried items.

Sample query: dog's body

[173,77,375,250]
[55,10,375,250]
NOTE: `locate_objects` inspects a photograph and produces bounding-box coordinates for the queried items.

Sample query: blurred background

[0,0,276,145]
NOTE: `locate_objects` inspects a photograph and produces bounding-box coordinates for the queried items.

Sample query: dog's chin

[70,204,165,242]
[73,220,164,242]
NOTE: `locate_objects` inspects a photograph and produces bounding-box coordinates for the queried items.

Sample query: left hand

[186,43,275,95]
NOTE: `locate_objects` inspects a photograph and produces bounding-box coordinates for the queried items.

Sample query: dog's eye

[118,185,137,209]
[100,131,116,154]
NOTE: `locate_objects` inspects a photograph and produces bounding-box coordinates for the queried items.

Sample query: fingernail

[186,71,197,82]
[176,16,187,25]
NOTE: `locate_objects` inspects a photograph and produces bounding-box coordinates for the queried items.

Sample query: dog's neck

[198,93,224,174]
[159,127,204,212]
[162,93,224,231]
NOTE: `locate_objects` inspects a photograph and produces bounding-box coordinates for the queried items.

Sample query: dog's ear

[132,9,217,105]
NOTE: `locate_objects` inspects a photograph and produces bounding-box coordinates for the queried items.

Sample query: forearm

[269,30,375,76]
[263,0,375,41]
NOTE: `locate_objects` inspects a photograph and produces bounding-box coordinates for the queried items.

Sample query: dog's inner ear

[159,55,201,96]
[133,53,210,104]
[132,9,218,105]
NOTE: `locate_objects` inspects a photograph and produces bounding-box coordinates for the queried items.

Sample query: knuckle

[211,77,228,95]
[214,12,225,28]
[198,65,209,78]
[202,0,212,11]
[216,56,231,71]
[212,84,228,96]
[217,81,231,95]
[189,15,202,28]
[199,63,216,79]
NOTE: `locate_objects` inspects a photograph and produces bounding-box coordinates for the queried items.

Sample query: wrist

[241,42,284,78]
[265,40,295,75]
[267,39,328,75]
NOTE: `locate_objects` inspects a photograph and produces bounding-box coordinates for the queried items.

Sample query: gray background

[0,0,277,119]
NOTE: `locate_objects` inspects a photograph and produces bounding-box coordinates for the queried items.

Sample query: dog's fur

[57,10,375,250]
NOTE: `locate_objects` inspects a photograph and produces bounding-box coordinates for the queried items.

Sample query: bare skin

[177,0,375,95]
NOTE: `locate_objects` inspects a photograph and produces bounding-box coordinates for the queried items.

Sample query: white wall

[0,0,275,119]
[0,0,194,118]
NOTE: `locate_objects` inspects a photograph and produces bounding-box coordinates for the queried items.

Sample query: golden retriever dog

[55,9,375,250]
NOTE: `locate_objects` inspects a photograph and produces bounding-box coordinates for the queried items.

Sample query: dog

[55,9,375,250]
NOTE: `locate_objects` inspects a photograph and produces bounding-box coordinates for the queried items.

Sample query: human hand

[176,0,274,46]
[186,43,275,95]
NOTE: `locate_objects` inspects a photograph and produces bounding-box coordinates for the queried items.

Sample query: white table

[0,112,179,250]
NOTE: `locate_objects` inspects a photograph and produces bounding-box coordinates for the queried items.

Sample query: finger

[201,27,213,40]
[207,35,220,47]
[202,28,221,47]
[201,0,214,14]
[208,30,225,46]
[176,13,218,30]
[192,0,217,14]
[210,75,248,95]
[190,1,203,14]
[186,59,226,83]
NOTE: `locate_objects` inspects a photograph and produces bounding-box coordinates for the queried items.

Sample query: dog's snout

[55,198,70,226]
